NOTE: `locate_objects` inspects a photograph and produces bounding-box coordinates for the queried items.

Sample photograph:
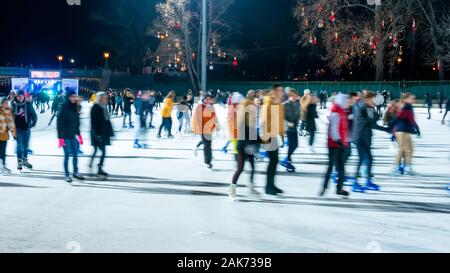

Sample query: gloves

[58,139,65,149]
[77,135,84,145]
[336,140,346,148]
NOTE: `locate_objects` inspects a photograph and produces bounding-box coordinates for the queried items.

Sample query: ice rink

[0,102,449,253]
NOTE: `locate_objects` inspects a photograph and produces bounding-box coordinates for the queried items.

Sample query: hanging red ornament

[175,21,181,29]
[304,19,309,27]
[309,35,314,44]
[334,32,339,44]
[232,57,239,67]
[330,11,336,22]
[313,37,318,45]
[351,34,358,42]
[412,18,417,32]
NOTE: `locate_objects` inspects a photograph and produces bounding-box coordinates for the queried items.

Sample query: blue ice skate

[395,164,405,175]
[134,140,143,149]
[365,179,381,191]
[281,159,295,173]
[221,146,228,154]
[352,181,366,193]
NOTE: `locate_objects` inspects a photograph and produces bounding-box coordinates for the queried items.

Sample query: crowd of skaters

[0,84,448,197]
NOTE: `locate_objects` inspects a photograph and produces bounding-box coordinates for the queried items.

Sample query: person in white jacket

[375,91,384,118]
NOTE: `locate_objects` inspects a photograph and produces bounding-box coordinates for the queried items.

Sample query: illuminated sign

[30,70,61,79]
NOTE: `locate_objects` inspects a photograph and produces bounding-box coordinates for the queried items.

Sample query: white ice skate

[229,184,237,200]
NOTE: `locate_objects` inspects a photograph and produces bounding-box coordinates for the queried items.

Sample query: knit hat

[304,89,312,95]
[66,89,78,97]
[16,90,25,96]
[231,92,244,104]
[0,97,8,104]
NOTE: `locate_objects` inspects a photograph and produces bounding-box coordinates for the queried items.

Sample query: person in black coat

[57,90,84,183]
[351,91,389,192]
[12,90,38,170]
[305,96,319,150]
[89,92,114,176]
[122,89,135,128]
[425,93,433,119]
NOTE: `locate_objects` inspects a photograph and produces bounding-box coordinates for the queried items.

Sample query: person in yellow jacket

[157,91,176,138]
[260,84,285,195]
[89,92,97,104]
[0,97,17,173]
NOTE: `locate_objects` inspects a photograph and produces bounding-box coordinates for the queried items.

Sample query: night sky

[0,0,300,77]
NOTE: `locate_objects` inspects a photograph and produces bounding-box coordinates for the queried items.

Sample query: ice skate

[337,189,350,198]
[98,166,109,178]
[73,173,85,181]
[280,159,295,172]
[220,146,228,154]
[134,140,143,149]
[17,160,23,172]
[22,160,33,170]
[352,181,366,193]
[64,176,73,183]
[229,184,237,200]
[365,179,381,191]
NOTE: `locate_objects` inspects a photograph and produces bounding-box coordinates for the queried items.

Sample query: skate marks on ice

[4,169,449,214]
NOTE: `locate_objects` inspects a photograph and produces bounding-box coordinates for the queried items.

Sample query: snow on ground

[0,102,449,253]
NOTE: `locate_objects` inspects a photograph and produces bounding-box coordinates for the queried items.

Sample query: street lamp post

[103,52,110,68]
[200,0,208,93]
[57,55,64,70]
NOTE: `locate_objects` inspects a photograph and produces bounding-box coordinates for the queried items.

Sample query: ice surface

[0,102,448,253]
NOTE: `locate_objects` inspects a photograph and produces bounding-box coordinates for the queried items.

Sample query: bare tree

[293,0,413,81]
[416,0,450,80]
[147,0,243,93]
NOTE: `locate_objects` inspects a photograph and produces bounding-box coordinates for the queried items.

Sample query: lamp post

[103,52,110,68]
[200,0,207,93]
[57,55,64,70]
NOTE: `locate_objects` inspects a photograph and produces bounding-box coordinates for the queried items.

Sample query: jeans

[286,131,298,162]
[123,111,132,126]
[16,128,31,161]
[90,144,106,167]
[442,110,449,123]
[266,149,279,190]
[63,138,79,177]
[202,134,212,165]
[355,141,373,178]
[158,117,173,136]
[308,131,316,146]
[323,147,348,192]
[0,141,7,165]
[232,148,255,185]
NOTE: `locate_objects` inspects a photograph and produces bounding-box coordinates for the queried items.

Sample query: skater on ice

[281,88,300,173]
[260,85,285,195]
[12,90,37,171]
[192,93,218,169]
[56,90,85,183]
[89,92,114,177]
[0,97,16,174]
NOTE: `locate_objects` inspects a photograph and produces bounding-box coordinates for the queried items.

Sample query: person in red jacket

[320,94,351,197]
